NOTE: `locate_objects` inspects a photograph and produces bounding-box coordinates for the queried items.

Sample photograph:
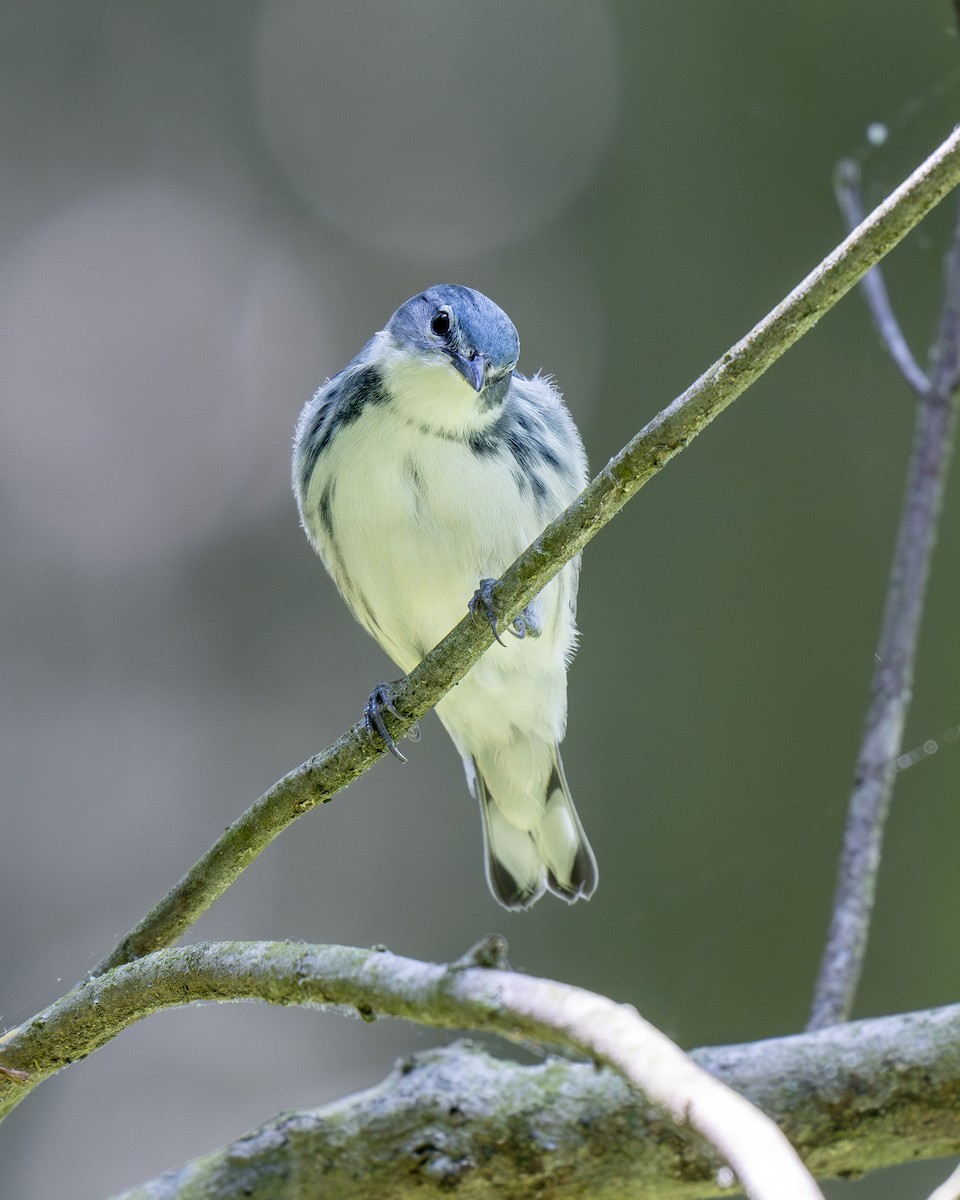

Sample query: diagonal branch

[86,124,960,981]
[807,191,960,1031]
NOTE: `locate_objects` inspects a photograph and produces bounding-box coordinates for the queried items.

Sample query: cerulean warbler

[293,285,597,909]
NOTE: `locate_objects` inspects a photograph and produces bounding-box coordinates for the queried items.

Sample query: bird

[292,284,597,909]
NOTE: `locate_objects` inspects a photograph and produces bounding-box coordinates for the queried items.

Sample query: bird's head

[382,285,520,415]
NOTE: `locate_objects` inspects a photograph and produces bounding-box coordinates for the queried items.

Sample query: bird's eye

[430,309,451,337]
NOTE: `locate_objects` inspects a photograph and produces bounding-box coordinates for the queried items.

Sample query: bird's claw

[469,578,506,646]
[364,683,415,762]
[508,607,542,639]
[469,578,542,645]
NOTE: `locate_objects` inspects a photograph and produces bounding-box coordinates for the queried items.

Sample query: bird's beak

[452,350,487,393]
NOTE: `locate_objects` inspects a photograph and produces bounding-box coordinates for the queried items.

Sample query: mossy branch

[113,1016,960,1200]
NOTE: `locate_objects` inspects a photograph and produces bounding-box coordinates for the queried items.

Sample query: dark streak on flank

[318,482,336,542]
[505,430,531,470]
[336,364,388,426]
[468,430,498,456]
[403,455,427,520]
[404,456,426,500]
[530,471,549,506]
[296,396,330,495]
[297,364,389,491]
[310,483,384,639]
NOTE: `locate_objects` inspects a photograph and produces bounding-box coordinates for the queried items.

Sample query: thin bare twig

[834,158,929,394]
[808,192,960,1031]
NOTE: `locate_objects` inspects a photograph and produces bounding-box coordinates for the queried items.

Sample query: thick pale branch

[0,940,821,1199]
[1,942,955,1197]
[86,123,960,980]
[113,1021,960,1200]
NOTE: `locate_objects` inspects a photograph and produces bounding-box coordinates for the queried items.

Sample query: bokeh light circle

[255,0,620,259]
[0,185,329,568]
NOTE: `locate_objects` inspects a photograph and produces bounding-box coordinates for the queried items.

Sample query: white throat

[374,336,500,438]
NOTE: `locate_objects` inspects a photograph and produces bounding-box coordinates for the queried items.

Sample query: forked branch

[808,184,960,1030]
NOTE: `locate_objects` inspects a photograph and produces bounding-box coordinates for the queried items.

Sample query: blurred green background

[2,3,959,1196]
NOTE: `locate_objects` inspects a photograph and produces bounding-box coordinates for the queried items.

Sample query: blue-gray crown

[385,284,520,394]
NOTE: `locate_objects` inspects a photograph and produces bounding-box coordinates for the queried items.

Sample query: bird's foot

[469,578,506,645]
[508,603,542,639]
[468,578,542,644]
[363,683,420,763]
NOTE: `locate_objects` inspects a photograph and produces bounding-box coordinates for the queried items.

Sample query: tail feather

[540,753,598,903]
[472,745,597,911]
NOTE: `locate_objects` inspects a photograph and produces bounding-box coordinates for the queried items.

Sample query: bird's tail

[470,744,598,910]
